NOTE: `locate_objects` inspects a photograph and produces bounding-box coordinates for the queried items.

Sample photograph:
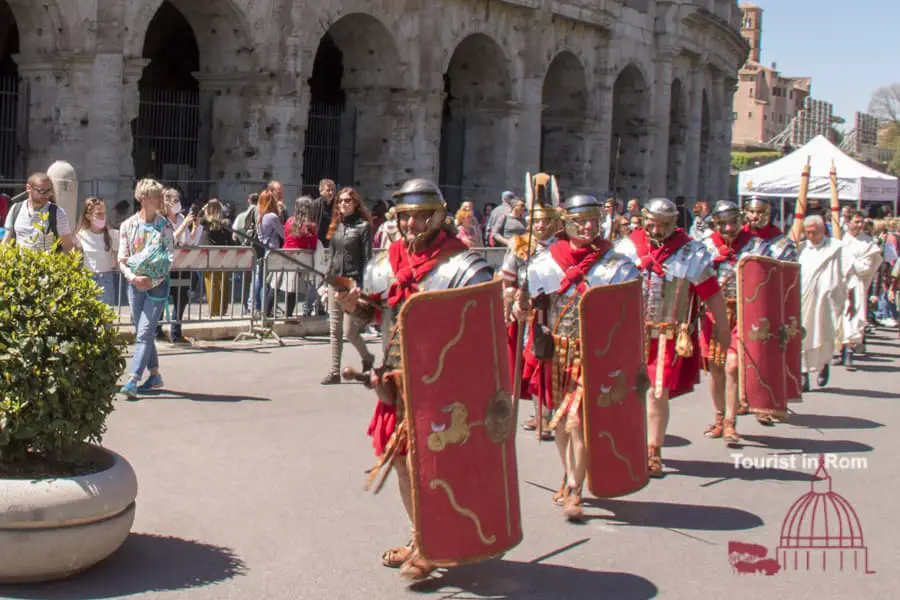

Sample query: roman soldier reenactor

[699,201,764,443]
[518,194,648,521]
[742,196,797,261]
[498,172,561,436]
[337,178,522,580]
[617,198,731,477]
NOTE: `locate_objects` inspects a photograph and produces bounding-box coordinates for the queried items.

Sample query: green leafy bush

[0,245,125,469]
[731,151,783,172]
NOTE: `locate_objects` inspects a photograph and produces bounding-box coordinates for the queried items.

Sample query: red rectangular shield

[398,279,522,567]
[579,278,649,498]
[736,256,802,417]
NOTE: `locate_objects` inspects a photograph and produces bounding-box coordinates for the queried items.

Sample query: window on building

[748,112,753,118]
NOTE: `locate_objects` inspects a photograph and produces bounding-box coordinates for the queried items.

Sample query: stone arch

[133,1,204,188]
[4,0,67,55]
[698,90,711,204]
[609,63,651,200]
[0,0,21,178]
[303,12,406,198]
[541,51,588,188]
[439,33,513,210]
[666,78,688,198]
[126,0,255,75]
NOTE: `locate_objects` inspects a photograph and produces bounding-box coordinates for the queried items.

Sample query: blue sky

[746,0,895,127]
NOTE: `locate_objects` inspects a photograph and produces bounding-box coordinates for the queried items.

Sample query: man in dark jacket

[311,179,336,248]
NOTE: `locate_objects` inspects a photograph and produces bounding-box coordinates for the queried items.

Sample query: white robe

[838,233,883,346]
[799,237,846,373]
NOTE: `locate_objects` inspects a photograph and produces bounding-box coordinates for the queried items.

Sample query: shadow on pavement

[663,434,691,448]
[410,559,658,599]
[850,364,895,373]
[583,498,763,531]
[663,458,811,482]
[0,533,247,599]
[740,435,874,454]
[814,386,900,400]
[787,413,884,430]
[136,390,271,403]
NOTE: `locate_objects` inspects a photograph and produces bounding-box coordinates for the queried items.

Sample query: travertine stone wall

[3,0,747,208]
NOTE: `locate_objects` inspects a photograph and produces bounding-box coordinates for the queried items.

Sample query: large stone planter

[0,446,137,583]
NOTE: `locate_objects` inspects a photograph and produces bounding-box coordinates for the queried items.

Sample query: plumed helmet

[525,172,561,221]
[710,200,741,223]
[642,197,678,221]
[392,178,445,212]
[562,194,604,219]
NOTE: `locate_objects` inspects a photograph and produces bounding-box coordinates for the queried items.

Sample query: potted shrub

[0,244,137,583]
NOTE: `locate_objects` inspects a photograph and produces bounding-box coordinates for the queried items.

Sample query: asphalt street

[0,328,896,600]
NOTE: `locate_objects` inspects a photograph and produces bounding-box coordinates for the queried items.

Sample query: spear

[791,155,811,243]
[830,159,842,240]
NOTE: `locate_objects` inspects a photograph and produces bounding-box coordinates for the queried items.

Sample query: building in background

[733,3,814,148]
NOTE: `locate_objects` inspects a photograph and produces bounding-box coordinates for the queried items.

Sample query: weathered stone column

[582,74,614,195]
[707,72,726,201]
[682,63,704,204]
[86,53,127,203]
[120,58,148,183]
[720,77,738,199]
[388,86,443,189]
[346,86,394,200]
[650,54,674,197]
[15,53,95,178]
[510,76,543,184]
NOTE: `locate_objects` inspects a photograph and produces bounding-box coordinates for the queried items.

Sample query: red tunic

[631,228,720,398]
[698,230,752,361]
[367,232,468,457]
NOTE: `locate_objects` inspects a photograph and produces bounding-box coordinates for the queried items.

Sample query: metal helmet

[525,172,560,221]
[561,194,604,239]
[743,195,771,228]
[391,178,447,251]
[641,197,678,242]
[391,178,446,212]
[710,200,741,223]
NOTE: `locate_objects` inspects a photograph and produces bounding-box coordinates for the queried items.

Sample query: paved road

[1,330,897,600]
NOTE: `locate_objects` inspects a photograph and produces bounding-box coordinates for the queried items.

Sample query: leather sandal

[523,416,538,431]
[562,487,584,522]
[648,446,664,478]
[552,475,567,504]
[382,540,414,568]
[399,552,436,581]
[723,418,741,445]
[756,414,774,426]
[704,413,725,438]
[737,403,750,416]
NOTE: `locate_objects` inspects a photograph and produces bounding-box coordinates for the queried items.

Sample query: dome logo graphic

[728,453,875,576]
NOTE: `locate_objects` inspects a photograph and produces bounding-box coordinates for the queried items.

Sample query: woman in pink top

[279,197,319,317]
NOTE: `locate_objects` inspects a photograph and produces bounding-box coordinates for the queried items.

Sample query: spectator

[267,180,288,224]
[2,172,74,253]
[279,196,319,318]
[491,197,527,248]
[159,189,192,344]
[455,202,482,248]
[481,202,497,245]
[322,187,375,385]
[199,199,234,317]
[486,191,517,246]
[117,179,175,399]
[255,190,284,318]
[609,215,631,242]
[74,196,120,306]
[311,178,336,248]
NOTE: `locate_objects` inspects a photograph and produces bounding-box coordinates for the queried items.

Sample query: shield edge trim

[578,278,650,498]
[397,278,521,567]
[735,255,790,419]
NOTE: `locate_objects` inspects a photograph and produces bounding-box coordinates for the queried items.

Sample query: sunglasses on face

[33,187,53,195]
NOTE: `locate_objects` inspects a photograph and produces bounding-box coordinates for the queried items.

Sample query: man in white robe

[835,211,883,369]
[799,216,847,390]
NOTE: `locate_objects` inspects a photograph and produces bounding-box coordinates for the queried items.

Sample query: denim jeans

[250,258,265,312]
[92,272,117,307]
[127,282,167,380]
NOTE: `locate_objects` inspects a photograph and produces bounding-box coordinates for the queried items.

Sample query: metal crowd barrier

[109,245,509,342]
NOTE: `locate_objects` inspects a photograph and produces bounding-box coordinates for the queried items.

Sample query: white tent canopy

[737,135,898,203]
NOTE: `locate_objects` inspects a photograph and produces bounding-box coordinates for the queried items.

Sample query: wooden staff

[830,160,842,240]
[791,155,811,242]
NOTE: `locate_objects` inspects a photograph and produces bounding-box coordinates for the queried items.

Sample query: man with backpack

[2,172,74,253]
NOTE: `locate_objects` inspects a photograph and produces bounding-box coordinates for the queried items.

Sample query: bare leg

[705,363,726,437]
[565,421,587,492]
[646,387,669,477]
[552,418,570,502]
[380,458,415,569]
[723,353,742,441]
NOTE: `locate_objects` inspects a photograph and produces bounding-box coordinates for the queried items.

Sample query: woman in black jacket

[322,187,375,384]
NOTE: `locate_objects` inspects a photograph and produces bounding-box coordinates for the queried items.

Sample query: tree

[869,83,900,126]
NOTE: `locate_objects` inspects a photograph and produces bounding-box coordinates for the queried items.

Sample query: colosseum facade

[0,0,747,210]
